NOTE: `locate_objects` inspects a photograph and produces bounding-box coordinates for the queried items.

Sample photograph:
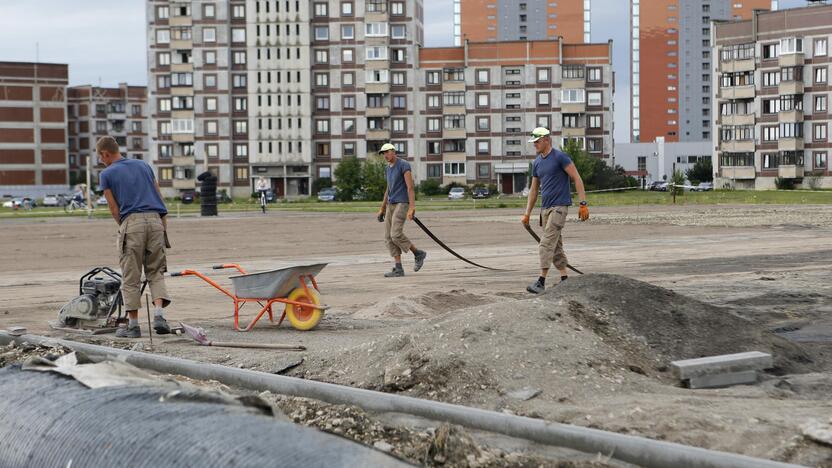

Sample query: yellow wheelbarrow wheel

[285,287,323,331]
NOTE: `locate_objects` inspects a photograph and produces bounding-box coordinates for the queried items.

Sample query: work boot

[153,316,171,335]
[384,266,405,278]
[414,250,427,272]
[526,280,545,294]
[115,325,141,338]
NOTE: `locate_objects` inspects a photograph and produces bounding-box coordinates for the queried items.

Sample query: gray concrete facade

[497,0,548,41]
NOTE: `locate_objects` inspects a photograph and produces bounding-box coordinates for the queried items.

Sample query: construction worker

[376,143,427,277]
[97,136,172,338]
[521,128,589,294]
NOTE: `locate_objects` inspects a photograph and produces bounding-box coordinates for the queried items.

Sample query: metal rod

[145,294,153,346]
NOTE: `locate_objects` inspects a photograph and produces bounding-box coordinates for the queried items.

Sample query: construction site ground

[2,204,832,466]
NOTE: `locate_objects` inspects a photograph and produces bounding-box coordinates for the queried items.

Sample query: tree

[561,139,597,185]
[361,156,387,201]
[419,178,442,196]
[686,158,713,185]
[670,168,686,198]
[333,156,362,201]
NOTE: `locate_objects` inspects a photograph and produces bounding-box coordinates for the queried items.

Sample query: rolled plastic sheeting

[0,366,409,468]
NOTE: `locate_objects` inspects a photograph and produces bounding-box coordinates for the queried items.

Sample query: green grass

[1,190,829,220]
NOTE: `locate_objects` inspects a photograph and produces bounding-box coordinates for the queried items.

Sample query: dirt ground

[2,204,832,466]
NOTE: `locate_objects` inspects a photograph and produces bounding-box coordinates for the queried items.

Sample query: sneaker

[153,316,171,335]
[414,250,427,272]
[526,280,545,294]
[384,266,405,278]
[115,325,141,338]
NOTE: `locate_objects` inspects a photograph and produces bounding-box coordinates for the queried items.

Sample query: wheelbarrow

[171,263,328,332]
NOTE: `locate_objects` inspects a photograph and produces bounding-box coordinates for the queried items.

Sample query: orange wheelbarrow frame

[171,263,328,332]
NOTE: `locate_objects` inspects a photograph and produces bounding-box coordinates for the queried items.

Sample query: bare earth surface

[2,204,832,466]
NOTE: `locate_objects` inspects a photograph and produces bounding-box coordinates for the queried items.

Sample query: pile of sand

[350,290,511,320]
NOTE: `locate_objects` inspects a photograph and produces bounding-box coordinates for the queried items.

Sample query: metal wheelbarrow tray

[171,263,329,332]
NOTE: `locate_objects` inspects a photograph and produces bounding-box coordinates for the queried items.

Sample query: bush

[333,156,362,201]
[686,159,713,185]
[312,177,332,195]
[419,178,442,196]
[775,177,796,190]
[361,156,387,201]
[670,169,686,196]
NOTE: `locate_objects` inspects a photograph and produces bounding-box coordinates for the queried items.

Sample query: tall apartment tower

[0,61,68,197]
[417,40,614,193]
[630,0,774,143]
[713,4,832,190]
[67,84,148,186]
[456,0,590,45]
[309,0,425,179]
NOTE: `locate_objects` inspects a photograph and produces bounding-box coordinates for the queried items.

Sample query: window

[426,117,441,132]
[316,97,330,110]
[762,71,780,87]
[815,152,828,169]
[537,68,550,82]
[443,115,464,129]
[341,24,354,39]
[780,37,803,55]
[588,115,601,129]
[314,2,328,16]
[392,118,406,133]
[587,68,602,82]
[427,95,440,108]
[342,72,354,87]
[762,98,780,114]
[477,140,490,155]
[562,114,580,128]
[342,142,355,157]
[427,71,441,85]
[157,6,169,19]
[342,95,355,110]
[476,69,489,84]
[206,144,218,158]
[315,73,329,87]
[587,91,602,106]
[814,123,827,141]
[366,69,388,83]
[206,121,218,135]
[562,65,585,79]
[391,48,406,62]
[392,95,406,109]
[477,163,490,179]
[235,167,249,181]
[761,126,779,142]
[427,163,441,177]
[314,26,329,41]
[476,116,490,131]
[816,67,828,84]
[234,144,248,158]
[391,1,404,15]
[815,38,828,57]
[202,27,215,43]
[444,162,466,176]
[537,92,550,106]
[341,2,354,16]
[232,74,247,88]
[720,153,754,167]
[156,29,170,44]
[171,119,193,134]
[366,46,387,60]
[203,50,216,65]
[392,72,406,86]
[232,4,245,17]
[391,25,406,39]
[204,74,216,88]
[780,94,803,112]
[366,0,387,13]
[444,91,465,106]
[427,143,441,156]
[171,72,193,86]
[763,43,779,59]
[779,122,803,138]
[234,120,247,135]
[232,51,246,65]
[316,120,330,134]
[314,49,329,64]
[343,119,356,133]
[561,89,585,103]
[232,28,246,43]
[205,97,217,112]
[815,95,827,113]
[444,68,464,82]
[158,52,171,66]
[762,153,776,169]
[476,93,488,108]
[536,115,550,129]
[365,23,388,37]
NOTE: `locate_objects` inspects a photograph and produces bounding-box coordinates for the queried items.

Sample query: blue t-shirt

[99,158,168,220]
[532,148,574,208]
[386,158,412,204]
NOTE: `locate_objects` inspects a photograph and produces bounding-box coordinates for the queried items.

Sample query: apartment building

[630,0,775,143]
[417,40,614,193]
[456,0,590,46]
[309,0,425,180]
[0,61,68,198]
[67,84,149,187]
[713,3,832,189]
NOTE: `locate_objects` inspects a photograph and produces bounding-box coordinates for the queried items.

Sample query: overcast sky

[0,0,810,142]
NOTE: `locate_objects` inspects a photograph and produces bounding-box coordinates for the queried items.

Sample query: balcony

[365,10,388,22]
[561,102,586,113]
[365,83,390,94]
[779,53,804,67]
[171,63,193,73]
[169,16,192,27]
[720,85,755,100]
[778,165,804,178]
[366,128,390,140]
[442,128,466,139]
[720,140,755,153]
[722,113,755,126]
[443,104,466,114]
[366,106,390,117]
[562,127,586,137]
[778,138,804,151]
[365,59,389,70]
[778,109,803,122]
[720,166,756,179]
[562,78,585,89]
[443,151,466,162]
[172,156,195,166]
[172,133,195,143]
[172,178,196,189]
[778,80,803,95]
[170,39,192,50]
[721,58,755,73]
[171,87,194,96]
[442,81,466,92]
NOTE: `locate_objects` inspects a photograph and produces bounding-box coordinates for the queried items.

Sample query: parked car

[317,188,336,202]
[448,187,466,200]
[96,195,108,206]
[647,181,663,191]
[521,187,530,197]
[472,187,490,199]
[180,191,196,204]
[2,197,36,209]
[693,182,714,192]
[42,194,60,207]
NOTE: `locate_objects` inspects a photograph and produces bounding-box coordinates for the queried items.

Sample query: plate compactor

[55,267,134,331]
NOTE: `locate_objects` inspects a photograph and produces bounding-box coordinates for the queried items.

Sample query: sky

[0,0,811,142]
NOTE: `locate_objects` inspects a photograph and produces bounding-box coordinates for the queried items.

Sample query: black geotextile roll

[0,367,409,468]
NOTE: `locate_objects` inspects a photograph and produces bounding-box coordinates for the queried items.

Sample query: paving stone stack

[671,351,773,389]
[197,171,218,217]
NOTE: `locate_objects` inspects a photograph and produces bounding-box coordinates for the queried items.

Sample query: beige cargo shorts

[117,212,170,311]
[538,206,569,270]
[385,202,412,257]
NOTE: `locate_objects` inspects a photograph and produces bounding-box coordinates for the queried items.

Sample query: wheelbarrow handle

[170,272,184,277]
[212,264,226,269]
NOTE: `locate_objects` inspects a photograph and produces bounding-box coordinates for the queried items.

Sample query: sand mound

[351,290,509,320]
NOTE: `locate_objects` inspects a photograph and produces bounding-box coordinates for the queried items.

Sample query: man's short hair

[95,136,119,155]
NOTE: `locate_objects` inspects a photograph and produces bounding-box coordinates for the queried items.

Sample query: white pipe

[0,332,800,468]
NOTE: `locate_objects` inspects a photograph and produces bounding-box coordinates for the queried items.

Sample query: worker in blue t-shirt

[521,127,589,294]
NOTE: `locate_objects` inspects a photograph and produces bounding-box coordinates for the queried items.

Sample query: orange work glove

[407,207,415,220]
[578,204,589,221]
[521,214,530,225]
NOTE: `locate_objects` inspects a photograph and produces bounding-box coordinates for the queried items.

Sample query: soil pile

[351,290,510,320]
